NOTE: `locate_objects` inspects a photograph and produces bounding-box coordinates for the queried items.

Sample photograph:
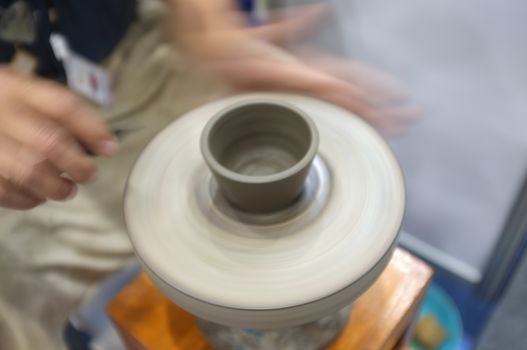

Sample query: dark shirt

[0,0,136,77]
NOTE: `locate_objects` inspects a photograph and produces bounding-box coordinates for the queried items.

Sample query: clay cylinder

[200,100,319,213]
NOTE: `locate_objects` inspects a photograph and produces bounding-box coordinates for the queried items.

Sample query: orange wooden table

[107,248,432,350]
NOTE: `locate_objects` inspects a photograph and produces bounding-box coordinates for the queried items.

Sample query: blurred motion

[1,0,526,349]
[169,0,419,133]
[0,68,117,209]
[0,0,416,213]
[330,0,527,283]
[0,1,419,349]
[317,0,527,347]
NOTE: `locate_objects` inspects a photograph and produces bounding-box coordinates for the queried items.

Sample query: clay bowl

[200,100,319,213]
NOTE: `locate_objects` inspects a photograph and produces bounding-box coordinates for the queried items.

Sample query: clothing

[0,0,136,76]
[0,1,229,348]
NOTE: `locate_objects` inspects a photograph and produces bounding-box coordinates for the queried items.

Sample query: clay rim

[121,92,408,311]
[200,99,320,184]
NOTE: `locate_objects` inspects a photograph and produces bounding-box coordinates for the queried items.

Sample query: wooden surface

[107,248,433,350]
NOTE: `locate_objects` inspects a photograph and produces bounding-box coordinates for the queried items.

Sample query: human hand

[0,68,118,209]
[296,51,420,134]
[170,0,418,134]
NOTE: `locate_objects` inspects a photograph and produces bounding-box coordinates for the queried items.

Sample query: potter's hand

[0,68,118,209]
[169,0,418,133]
[297,51,420,134]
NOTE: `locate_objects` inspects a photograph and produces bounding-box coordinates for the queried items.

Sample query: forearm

[166,0,245,56]
[163,0,417,133]
[166,0,239,30]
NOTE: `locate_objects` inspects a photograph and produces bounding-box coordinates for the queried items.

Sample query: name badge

[50,34,112,106]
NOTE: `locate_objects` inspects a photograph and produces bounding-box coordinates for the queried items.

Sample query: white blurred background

[278,0,527,284]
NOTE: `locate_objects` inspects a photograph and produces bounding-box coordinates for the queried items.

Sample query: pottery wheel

[124,93,405,329]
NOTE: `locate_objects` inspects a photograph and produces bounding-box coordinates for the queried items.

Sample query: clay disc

[124,93,405,328]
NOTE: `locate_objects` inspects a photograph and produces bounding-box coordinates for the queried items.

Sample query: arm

[166,0,418,133]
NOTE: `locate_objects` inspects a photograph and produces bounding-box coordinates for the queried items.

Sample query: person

[0,0,417,348]
[0,0,417,211]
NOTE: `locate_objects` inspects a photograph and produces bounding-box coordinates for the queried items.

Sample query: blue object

[63,264,141,350]
[239,0,254,12]
[412,283,463,350]
[0,0,136,77]
[238,0,265,26]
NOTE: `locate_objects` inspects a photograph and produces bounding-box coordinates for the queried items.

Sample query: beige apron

[0,1,229,348]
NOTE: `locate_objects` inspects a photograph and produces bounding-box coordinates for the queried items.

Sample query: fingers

[0,61,117,211]
[337,60,411,105]
[295,54,421,133]
[212,54,420,133]
[29,161,77,201]
[298,51,412,106]
[362,106,421,135]
[379,105,421,124]
[0,135,77,201]
[0,177,45,210]
[310,78,421,134]
[207,55,366,98]
[1,111,97,183]
[8,73,118,157]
